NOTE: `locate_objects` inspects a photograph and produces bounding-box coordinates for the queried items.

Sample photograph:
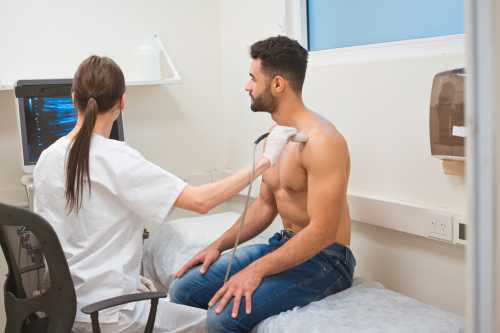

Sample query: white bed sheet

[254,279,464,333]
[143,212,464,333]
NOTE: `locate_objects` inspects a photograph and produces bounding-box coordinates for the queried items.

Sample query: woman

[33,55,296,333]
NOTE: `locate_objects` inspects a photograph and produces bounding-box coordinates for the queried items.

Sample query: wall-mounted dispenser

[429,68,465,161]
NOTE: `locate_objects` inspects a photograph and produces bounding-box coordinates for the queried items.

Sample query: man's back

[262,110,351,246]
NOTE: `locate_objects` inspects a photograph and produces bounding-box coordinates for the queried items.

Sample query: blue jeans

[169,230,356,333]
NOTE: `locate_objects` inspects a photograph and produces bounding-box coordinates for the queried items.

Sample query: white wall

[0,0,215,84]
[219,0,286,166]
[219,0,466,316]
[305,55,465,211]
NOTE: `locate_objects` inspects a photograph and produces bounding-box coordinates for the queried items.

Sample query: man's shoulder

[301,119,349,169]
[307,119,347,151]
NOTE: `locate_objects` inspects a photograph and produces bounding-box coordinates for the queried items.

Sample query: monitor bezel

[15,79,125,173]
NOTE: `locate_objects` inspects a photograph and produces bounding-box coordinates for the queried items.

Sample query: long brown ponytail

[65,55,125,214]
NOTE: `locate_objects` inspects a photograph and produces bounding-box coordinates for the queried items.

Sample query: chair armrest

[81,291,166,314]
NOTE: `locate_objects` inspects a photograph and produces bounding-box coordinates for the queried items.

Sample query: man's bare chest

[263,143,307,194]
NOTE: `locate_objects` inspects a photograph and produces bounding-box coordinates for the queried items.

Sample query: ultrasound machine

[14,79,125,209]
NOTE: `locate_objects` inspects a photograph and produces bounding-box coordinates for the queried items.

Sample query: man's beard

[250,89,277,113]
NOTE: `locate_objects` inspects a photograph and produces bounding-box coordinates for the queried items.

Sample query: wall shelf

[125,34,182,87]
[0,79,180,91]
[0,34,181,92]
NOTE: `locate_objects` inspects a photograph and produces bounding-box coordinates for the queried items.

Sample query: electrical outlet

[453,215,467,245]
[429,214,453,242]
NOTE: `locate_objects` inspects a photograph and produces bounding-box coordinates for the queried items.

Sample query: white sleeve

[115,149,187,225]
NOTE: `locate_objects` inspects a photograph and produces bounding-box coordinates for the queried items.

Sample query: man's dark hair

[250,35,308,94]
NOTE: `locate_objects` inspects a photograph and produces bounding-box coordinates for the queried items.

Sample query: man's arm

[213,126,280,250]
[213,180,278,252]
[208,132,349,317]
[175,179,278,277]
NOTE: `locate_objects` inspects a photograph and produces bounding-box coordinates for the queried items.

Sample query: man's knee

[207,307,250,333]
[168,271,199,306]
[168,278,187,305]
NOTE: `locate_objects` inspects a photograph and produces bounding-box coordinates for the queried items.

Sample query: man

[169,35,355,333]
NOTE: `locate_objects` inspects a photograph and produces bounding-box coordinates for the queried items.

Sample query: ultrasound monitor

[15,79,125,173]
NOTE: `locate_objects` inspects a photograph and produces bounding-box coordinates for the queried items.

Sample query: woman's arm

[173,157,270,214]
[173,125,298,214]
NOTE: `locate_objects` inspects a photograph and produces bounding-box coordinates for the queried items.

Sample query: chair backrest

[0,202,76,333]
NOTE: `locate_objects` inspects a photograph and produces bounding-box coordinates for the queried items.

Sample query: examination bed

[143,212,464,333]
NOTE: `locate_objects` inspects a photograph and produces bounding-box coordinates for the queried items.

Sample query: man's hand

[208,267,264,318]
[175,244,221,278]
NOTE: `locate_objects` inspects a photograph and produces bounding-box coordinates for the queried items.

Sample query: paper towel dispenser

[429,68,465,160]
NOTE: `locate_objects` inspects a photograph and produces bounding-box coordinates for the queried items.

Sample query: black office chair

[0,202,166,333]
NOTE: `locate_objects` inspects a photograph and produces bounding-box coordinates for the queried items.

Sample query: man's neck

[270,95,308,128]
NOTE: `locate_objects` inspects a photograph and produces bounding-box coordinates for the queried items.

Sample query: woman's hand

[138,275,157,292]
[262,125,298,165]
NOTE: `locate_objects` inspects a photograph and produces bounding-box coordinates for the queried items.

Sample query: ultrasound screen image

[23,96,76,164]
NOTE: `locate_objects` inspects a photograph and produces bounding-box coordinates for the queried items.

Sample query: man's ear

[271,75,287,95]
